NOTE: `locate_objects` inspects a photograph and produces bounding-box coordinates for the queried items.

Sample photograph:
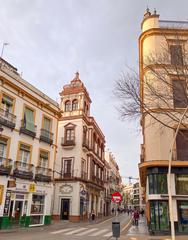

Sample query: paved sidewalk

[120,217,188,240]
[0,214,113,233]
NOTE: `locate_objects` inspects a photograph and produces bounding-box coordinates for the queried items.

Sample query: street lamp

[168,105,188,240]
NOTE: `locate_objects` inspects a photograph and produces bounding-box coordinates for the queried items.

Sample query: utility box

[112,221,120,238]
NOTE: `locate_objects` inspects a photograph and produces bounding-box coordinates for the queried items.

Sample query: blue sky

[1,0,188,181]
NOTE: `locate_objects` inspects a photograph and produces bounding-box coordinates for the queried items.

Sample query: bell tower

[59,72,91,118]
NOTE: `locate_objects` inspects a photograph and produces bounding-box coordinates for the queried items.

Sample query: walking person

[133,210,140,226]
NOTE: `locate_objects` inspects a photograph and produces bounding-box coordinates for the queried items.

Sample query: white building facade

[0,59,59,229]
[53,73,106,222]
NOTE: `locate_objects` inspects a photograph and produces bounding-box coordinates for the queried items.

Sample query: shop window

[172,80,187,108]
[150,201,169,231]
[176,174,188,195]
[178,201,188,232]
[31,194,45,214]
[30,215,44,225]
[148,174,167,194]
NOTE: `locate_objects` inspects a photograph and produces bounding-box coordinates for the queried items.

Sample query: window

[65,101,71,111]
[18,144,31,169]
[177,201,188,232]
[39,151,49,169]
[65,129,74,142]
[31,194,45,215]
[41,117,51,139]
[172,80,187,108]
[23,107,35,132]
[72,99,78,110]
[43,117,51,131]
[150,201,169,231]
[63,159,72,174]
[1,94,13,113]
[170,45,183,66]
[0,138,7,164]
[176,174,188,195]
[176,130,188,160]
[148,174,167,194]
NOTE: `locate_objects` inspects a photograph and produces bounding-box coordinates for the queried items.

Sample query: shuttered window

[24,107,35,131]
[170,45,183,66]
[172,80,187,108]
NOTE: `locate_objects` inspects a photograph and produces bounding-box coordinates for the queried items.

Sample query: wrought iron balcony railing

[0,157,12,175]
[20,120,36,138]
[0,108,16,129]
[35,166,52,182]
[40,128,53,145]
[13,161,34,180]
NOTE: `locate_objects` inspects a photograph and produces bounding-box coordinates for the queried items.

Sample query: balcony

[61,171,74,179]
[61,137,75,148]
[40,129,53,145]
[0,108,16,130]
[91,175,104,187]
[13,161,34,180]
[0,157,12,175]
[35,166,52,182]
[20,120,36,138]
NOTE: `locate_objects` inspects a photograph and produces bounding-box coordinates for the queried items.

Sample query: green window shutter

[25,108,35,131]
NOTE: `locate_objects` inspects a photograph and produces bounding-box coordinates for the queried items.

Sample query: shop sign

[29,184,36,193]
[3,191,11,215]
[0,185,4,205]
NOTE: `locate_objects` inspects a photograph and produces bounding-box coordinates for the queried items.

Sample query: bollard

[112,221,120,239]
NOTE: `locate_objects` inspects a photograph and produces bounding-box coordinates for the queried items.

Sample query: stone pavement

[120,217,188,240]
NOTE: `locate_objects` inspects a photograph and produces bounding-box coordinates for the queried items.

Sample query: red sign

[112,192,122,203]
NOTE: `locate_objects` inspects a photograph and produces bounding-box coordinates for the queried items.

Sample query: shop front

[0,179,53,229]
[149,200,169,234]
[177,201,188,233]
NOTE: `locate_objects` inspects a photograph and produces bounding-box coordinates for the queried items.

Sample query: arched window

[72,99,78,111]
[65,100,71,112]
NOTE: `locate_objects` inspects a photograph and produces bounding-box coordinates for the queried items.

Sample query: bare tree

[114,36,188,132]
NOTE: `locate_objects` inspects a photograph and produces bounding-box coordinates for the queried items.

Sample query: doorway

[11,201,23,225]
[60,199,70,220]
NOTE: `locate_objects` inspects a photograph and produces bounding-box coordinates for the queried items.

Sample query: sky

[0,0,188,182]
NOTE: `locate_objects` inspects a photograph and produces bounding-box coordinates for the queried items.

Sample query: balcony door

[63,159,72,178]
[0,138,7,164]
